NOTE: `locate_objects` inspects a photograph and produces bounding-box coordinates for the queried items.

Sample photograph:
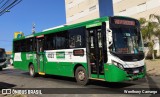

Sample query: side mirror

[106,29,113,47]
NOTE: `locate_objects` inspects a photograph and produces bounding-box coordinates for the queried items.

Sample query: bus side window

[76,35,82,47]
[69,35,82,48]
[68,27,85,49]
[69,36,75,48]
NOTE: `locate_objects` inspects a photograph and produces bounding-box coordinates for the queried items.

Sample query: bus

[0,48,7,70]
[13,16,146,85]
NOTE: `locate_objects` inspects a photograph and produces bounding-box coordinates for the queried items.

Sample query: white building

[65,0,113,24]
[113,0,160,20]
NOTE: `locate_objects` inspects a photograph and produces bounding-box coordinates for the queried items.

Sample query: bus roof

[13,16,138,41]
[13,16,109,41]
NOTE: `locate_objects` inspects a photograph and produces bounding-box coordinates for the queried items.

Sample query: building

[65,0,160,24]
[6,51,12,55]
[113,0,160,20]
[65,0,113,24]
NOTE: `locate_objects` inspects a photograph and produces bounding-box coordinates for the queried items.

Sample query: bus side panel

[104,64,127,82]
[45,62,73,77]
[13,52,28,71]
[57,62,72,76]
[44,62,88,77]
[44,62,59,75]
[59,62,88,77]
[13,52,36,71]
[25,52,37,72]
[44,49,87,77]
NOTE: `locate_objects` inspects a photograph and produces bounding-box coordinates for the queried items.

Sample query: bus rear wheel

[75,66,88,85]
[29,64,37,77]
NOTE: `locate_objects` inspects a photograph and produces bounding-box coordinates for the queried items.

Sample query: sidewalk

[4,64,14,70]
[145,59,160,76]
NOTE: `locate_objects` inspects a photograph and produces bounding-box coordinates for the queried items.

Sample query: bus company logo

[56,52,65,59]
[14,53,22,61]
[2,89,12,94]
[26,54,33,60]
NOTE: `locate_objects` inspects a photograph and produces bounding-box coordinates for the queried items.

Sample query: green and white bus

[13,16,146,85]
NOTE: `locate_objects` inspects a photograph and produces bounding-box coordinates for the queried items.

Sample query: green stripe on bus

[86,22,102,28]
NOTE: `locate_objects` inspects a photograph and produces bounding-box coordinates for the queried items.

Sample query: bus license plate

[133,69,139,74]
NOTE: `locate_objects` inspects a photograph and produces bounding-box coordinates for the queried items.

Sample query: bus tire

[75,66,89,85]
[29,64,37,77]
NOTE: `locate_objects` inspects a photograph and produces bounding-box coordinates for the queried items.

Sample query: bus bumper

[104,64,146,82]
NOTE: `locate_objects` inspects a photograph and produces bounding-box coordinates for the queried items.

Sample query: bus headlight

[112,60,124,70]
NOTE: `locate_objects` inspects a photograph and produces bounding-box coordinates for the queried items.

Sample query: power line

[0,0,22,16]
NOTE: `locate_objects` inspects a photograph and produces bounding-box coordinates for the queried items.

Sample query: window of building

[119,9,126,13]
[137,2,146,13]
[89,5,96,11]
[137,2,146,6]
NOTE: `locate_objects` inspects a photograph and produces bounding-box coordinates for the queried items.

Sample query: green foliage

[139,14,160,59]
[148,41,154,53]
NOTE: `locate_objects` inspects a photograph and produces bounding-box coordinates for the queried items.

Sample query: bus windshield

[110,27,143,54]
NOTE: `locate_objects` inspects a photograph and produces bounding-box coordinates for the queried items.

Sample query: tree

[149,14,160,42]
[139,14,160,60]
[139,18,148,40]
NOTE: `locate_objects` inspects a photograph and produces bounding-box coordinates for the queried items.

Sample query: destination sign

[114,19,135,26]
[114,19,136,26]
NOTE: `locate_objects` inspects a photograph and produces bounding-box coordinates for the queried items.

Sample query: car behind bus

[0,48,7,70]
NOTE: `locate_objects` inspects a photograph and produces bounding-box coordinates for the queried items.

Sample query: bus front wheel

[29,64,37,77]
[75,66,88,85]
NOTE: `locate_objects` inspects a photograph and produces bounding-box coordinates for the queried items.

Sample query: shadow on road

[21,72,136,89]
[0,69,15,74]
[146,75,160,97]
[89,80,135,88]
[0,82,16,90]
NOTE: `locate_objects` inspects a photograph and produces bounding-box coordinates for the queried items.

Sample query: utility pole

[32,23,36,34]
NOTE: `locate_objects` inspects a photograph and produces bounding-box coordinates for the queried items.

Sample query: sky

[0,0,66,51]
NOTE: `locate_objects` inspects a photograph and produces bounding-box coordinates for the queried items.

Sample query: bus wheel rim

[30,67,34,75]
[78,71,85,81]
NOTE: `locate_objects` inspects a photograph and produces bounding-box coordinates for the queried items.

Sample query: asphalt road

[0,66,160,97]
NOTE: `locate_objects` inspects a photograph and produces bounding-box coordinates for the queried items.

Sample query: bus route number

[48,53,54,58]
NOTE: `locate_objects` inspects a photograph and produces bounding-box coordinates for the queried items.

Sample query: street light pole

[32,23,36,34]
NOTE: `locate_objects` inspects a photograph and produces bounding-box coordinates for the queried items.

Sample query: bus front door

[36,36,45,74]
[87,23,107,79]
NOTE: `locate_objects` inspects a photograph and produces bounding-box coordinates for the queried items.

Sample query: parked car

[0,48,7,70]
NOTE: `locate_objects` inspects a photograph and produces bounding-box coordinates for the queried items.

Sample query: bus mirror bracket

[106,29,113,47]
